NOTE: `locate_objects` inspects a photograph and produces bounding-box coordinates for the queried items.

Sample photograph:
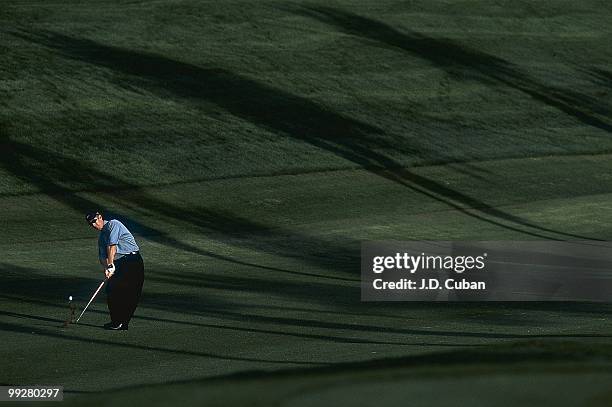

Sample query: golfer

[86,211,144,330]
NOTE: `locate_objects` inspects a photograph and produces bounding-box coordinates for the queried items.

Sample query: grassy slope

[1,0,612,405]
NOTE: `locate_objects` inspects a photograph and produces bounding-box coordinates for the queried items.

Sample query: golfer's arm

[106,244,117,266]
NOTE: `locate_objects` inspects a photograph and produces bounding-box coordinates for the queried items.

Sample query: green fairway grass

[1,0,612,405]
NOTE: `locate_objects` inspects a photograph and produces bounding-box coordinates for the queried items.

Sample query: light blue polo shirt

[98,219,140,262]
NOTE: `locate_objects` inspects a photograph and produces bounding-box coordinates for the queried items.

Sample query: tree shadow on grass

[93,340,612,396]
[0,138,359,281]
[140,271,612,340]
[582,67,612,96]
[8,30,601,241]
[0,266,507,347]
[143,294,612,340]
[0,290,485,348]
[293,6,612,133]
[0,320,320,365]
[2,307,459,347]
[3,263,610,344]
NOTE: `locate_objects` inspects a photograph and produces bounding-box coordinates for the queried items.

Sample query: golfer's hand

[105,264,115,279]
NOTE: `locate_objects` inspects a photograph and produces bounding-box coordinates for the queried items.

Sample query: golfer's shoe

[104,321,128,330]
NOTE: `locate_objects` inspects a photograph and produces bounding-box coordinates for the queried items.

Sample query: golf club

[76,279,107,323]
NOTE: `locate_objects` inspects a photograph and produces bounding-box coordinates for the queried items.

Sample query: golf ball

[69,296,73,301]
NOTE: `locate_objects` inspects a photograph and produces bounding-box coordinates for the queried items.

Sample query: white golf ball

[69,296,73,301]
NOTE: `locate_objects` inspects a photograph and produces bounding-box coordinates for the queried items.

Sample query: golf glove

[105,264,115,278]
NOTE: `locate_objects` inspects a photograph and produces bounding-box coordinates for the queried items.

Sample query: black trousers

[106,253,144,325]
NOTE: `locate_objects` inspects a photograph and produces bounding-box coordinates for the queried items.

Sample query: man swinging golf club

[86,211,144,330]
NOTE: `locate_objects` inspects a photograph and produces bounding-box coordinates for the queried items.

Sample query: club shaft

[76,280,106,323]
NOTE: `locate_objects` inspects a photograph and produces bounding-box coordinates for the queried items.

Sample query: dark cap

[85,211,101,224]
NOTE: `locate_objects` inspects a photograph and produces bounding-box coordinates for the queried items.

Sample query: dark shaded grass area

[57,340,612,404]
[3,262,612,343]
[3,29,603,244]
[293,6,612,133]
[0,319,320,366]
